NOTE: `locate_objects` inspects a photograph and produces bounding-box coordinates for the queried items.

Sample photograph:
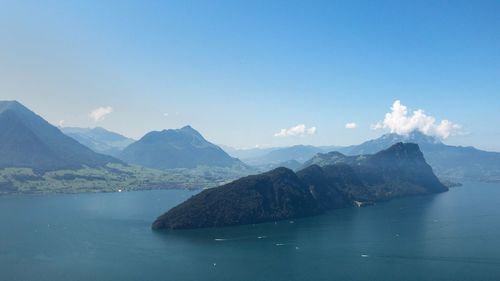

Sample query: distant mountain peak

[178,125,204,138]
[0,100,30,114]
[180,125,195,131]
[0,100,22,107]
[119,125,244,169]
[61,126,134,156]
[0,100,121,171]
[154,125,199,134]
[337,129,500,182]
[144,126,204,142]
[379,142,419,152]
[381,130,442,145]
[92,126,109,133]
[341,130,443,157]
[371,142,424,162]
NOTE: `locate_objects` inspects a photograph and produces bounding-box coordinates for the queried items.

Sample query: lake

[1,182,500,281]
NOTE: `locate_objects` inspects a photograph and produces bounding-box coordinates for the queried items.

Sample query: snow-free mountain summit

[61,127,134,157]
[0,101,120,171]
[338,131,500,182]
[119,126,245,170]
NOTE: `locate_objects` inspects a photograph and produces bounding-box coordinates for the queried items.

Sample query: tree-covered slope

[153,143,447,230]
[152,167,320,230]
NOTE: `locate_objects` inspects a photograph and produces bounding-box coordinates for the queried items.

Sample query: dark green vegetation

[62,127,134,157]
[152,143,447,230]
[119,126,246,170]
[338,131,500,182]
[0,101,120,171]
[153,167,322,230]
[305,142,448,199]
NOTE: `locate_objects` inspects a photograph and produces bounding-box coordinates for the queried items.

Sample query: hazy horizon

[5,98,500,153]
[1,1,499,151]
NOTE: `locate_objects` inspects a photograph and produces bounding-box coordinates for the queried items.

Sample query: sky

[1,0,499,151]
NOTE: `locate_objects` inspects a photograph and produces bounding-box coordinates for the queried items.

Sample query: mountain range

[153,142,447,230]
[0,101,254,194]
[61,127,134,157]
[224,131,500,182]
[0,101,120,171]
[223,144,340,170]
[118,126,246,170]
[2,100,499,197]
[220,145,278,160]
[337,131,500,182]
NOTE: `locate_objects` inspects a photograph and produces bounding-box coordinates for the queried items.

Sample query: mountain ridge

[338,131,500,182]
[62,126,134,157]
[153,143,447,230]
[119,126,246,170]
[0,101,121,171]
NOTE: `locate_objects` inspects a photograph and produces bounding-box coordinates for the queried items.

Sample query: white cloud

[58,120,65,127]
[163,113,169,117]
[345,122,357,129]
[89,106,113,121]
[372,100,462,139]
[274,124,317,137]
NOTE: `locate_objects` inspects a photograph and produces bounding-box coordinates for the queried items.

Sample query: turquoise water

[1,182,500,281]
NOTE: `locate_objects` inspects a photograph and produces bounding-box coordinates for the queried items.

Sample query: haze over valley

[2,100,500,197]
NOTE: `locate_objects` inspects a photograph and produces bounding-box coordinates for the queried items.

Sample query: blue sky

[1,0,499,150]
